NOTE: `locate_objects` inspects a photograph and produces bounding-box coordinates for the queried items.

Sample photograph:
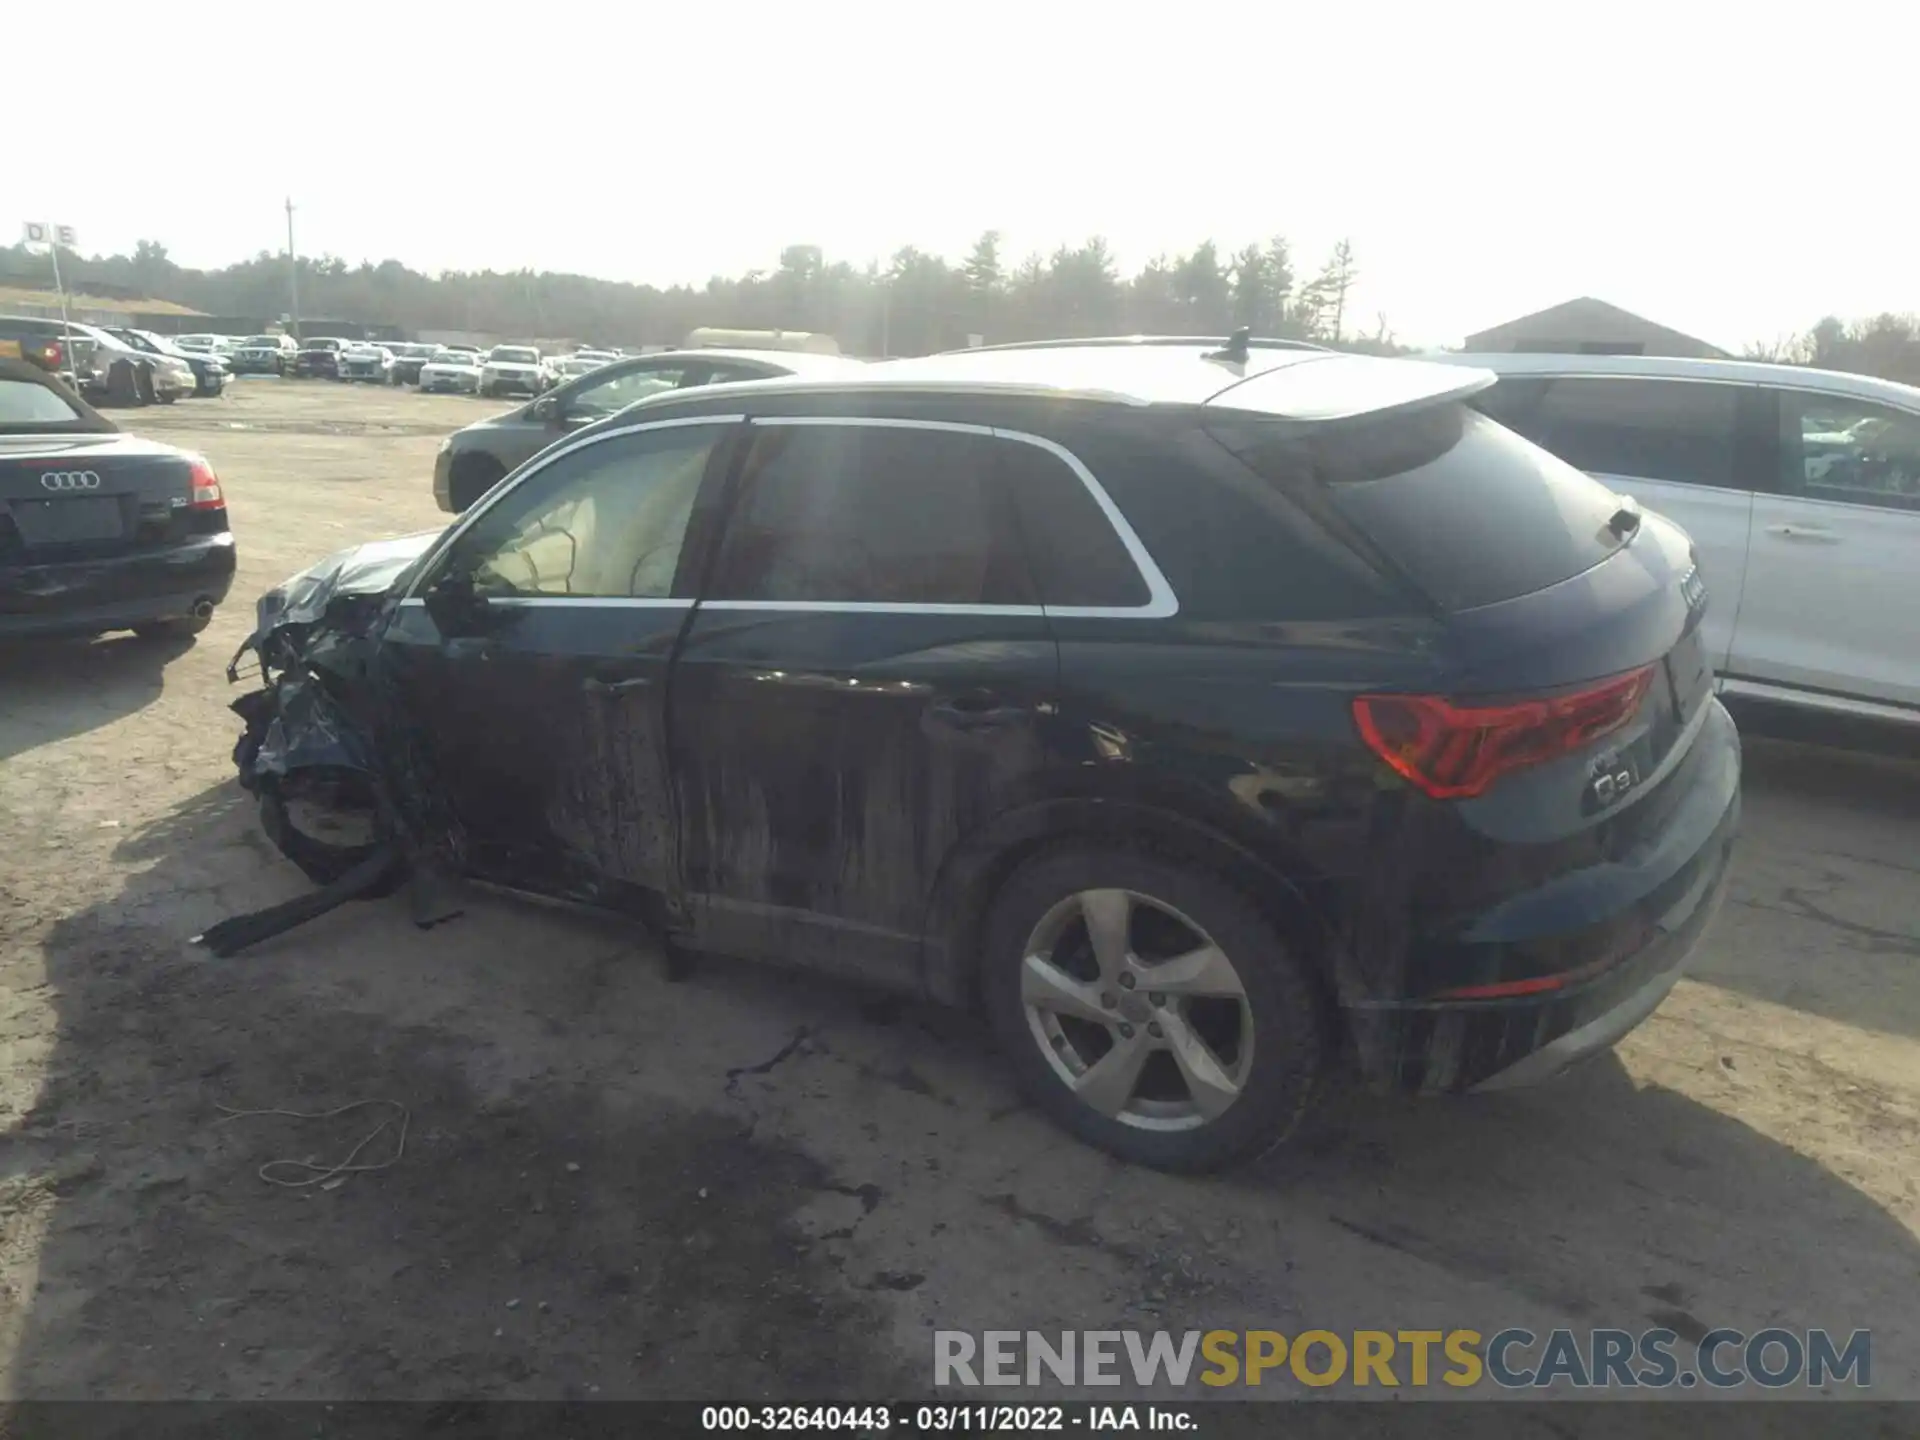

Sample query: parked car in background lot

[0,316,188,404]
[293,337,351,379]
[238,336,1740,1169]
[478,345,552,399]
[435,347,863,511]
[232,334,297,375]
[1442,352,1920,726]
[386,342,440,386]
[102,326,230,397]
[0,356,234,640]
[0,314,79,381]
[549,354,606,382]
[339,342,395,383]
[418,349,483,395]
[174,334,238,360]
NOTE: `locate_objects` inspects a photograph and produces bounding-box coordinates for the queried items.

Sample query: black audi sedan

[225,335,1740,1171]
[0,357,235,640]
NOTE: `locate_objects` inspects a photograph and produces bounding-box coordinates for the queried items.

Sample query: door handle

[583,675,651,697]
[927,695,1029,730]
[1764,523,1839,542]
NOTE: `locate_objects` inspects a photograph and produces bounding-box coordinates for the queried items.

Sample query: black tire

[132,609,212,641]
[447,454,505,513]
[106,359,142,406]
[135,365,158,406]
[980,844,1327,1172]
[257,771,405,896]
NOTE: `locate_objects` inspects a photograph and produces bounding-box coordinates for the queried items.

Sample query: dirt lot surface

[2,379,1917,1419]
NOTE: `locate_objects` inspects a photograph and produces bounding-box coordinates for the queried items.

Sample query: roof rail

[946,334,1330,356]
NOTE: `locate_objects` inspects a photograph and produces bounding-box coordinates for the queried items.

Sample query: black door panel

[670,610,1057,984]
[381,600,689,905]
[665,419,1063,989]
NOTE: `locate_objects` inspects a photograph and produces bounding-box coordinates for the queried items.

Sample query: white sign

[20,221,76,249]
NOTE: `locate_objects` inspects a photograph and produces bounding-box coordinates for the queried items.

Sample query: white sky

[9,0,1914,350]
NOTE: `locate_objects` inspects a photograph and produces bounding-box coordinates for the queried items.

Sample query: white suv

[1434,352,1920,726]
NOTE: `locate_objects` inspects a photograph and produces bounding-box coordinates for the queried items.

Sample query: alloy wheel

[1020,888,1255,1131]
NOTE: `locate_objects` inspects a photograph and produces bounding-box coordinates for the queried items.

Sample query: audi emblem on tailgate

[39,471,102,491]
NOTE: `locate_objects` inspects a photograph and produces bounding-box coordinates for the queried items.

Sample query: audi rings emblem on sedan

[39,471,102,491]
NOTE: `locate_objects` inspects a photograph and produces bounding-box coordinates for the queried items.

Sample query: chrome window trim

[397,411,1179,620]
[698,414,1178,619]
[399,413,746,604]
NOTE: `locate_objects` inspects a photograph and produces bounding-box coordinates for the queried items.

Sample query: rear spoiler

[1203,354,1497,423]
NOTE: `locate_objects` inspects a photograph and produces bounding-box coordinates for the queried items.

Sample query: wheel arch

[918,796,1343,1015]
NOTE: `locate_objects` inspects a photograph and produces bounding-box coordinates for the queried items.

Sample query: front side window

[1477,375,1742,491]
[447,425,724,598]
[707,424,1033,607]
[564,364,689,420]
[1781,393,1920,512]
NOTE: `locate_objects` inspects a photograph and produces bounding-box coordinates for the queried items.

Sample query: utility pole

[285,197,301,341]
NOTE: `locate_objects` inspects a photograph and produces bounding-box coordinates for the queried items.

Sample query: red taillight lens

[1352,665,1655,800]
[187,455,225,510]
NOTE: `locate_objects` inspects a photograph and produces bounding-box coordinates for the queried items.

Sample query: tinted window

[1088,430,1406,622]
[703,363,780,385]
[1222,405,1628,611]
[450,425,723,598]
[999,441,1148,607]
[565,364,689,419]
[1478,375,1742,490]
[1781,393,1920,513]
[708,424,1032,606]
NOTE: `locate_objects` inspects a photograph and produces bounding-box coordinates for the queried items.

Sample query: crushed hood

[256,529,443,629]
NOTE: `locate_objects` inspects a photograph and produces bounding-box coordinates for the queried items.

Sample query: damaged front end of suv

[211,531,452,955]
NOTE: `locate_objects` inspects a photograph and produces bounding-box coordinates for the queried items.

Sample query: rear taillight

[187,455,225,510]
[1352,665,1655,800]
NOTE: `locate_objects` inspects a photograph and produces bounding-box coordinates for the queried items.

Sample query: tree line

[1742,314,1920,388]
[6,232,1915,382]
[0,231,1401,356]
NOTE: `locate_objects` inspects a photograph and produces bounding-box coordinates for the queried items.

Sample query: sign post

[21,221,81,386]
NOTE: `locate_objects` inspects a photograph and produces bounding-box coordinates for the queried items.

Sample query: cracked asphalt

[2,381,1917,1420]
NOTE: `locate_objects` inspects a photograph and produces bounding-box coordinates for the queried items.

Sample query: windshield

[491,348,538,364]
[245,336,280,347]
[429,352,472,365]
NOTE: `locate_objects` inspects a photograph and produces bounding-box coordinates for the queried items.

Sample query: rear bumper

[0,533,237,637]
[1346,698,1742,1094]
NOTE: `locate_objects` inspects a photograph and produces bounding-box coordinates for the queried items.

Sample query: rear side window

[1475,375,1742,490]
[1219,404,1629,612]
[999,441,1149,608]
[708,424,1034,607]
[1072,429,1407,622]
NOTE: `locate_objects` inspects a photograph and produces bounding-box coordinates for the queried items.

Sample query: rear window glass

[0,377,86,426]
[1218,404,1629,611]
